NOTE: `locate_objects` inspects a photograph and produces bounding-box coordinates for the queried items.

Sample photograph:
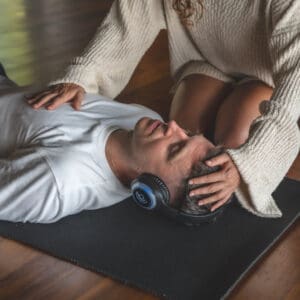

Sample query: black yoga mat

[0,178,299,300]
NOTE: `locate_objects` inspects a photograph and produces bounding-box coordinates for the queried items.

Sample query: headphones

[131,172,233,226]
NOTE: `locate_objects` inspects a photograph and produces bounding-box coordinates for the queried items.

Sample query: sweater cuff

[235,186,283,218]
[49,63,101,95]
[170,60,234,93]
[227,148,283,218]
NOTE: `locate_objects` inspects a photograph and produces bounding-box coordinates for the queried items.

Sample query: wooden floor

[0,0,299,299]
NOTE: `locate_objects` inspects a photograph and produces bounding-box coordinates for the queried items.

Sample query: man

[0,69,221,223]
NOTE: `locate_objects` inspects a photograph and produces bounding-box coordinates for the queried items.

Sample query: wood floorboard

[0,0,299,299]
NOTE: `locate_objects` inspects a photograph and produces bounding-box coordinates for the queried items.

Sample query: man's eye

[170,144,181,154]
[168,142,186,158]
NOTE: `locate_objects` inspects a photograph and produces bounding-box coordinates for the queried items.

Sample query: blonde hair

[172,0,204,26]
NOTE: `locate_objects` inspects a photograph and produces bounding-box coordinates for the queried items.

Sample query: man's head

[130,117,218,205]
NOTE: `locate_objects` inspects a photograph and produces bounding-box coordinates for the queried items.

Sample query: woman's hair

[172,0,204,26]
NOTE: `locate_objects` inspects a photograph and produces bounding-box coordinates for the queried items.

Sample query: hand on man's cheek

[188,153,241,211]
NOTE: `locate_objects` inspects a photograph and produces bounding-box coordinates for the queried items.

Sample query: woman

[27,0,300,217]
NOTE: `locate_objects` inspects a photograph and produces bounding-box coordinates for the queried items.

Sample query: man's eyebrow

[184,130,202,137]
[184,129,194,137]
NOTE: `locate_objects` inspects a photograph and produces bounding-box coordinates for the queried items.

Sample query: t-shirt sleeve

[226,0,300,218]
[0,148,61,223]
[50,0,166,98]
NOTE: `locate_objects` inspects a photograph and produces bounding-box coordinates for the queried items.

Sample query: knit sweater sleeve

[226,0,300,218]
[50,0,166,98]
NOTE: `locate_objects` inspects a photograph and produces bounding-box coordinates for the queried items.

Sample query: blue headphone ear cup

[131,173,170,209]
[148,174,170,204]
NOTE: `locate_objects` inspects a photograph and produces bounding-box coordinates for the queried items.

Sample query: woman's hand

[188,152,241,212]
[26,83,85,111]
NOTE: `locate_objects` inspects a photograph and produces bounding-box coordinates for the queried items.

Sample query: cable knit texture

[51,0,300,218]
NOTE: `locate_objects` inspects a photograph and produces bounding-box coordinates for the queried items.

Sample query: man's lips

[147,119,163,134]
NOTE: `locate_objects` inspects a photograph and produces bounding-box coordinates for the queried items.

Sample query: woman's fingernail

[189,180,193,185]
[206,160,212,165]
[190,192,195,196]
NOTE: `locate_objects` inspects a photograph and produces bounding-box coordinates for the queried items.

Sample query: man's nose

[167,120,187,138]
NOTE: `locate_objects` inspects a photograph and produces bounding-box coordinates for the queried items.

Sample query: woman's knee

[169,74,232,134]
[214,80,274,148]
[215,128,249,148]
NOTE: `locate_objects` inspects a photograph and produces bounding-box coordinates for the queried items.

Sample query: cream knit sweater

[51,0,300,218]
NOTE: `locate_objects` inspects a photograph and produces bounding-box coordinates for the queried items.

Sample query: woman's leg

[214,80,274,148]
[169,74,233,139]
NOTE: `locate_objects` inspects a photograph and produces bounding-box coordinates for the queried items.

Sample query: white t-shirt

[0,88,162,223]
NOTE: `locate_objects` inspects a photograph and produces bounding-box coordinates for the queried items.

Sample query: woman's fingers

[26,84,86,110]
[26,90,52,104]
[25,89,50,100]
[189,171,225,185]
[197,191,228,206]
[187,153,240,212]
[210,196,231,212]
[71,92,84,111]
[205,153,230,167]
[189,182,224,197]
[47,92,76,110]
[32,92,59,109]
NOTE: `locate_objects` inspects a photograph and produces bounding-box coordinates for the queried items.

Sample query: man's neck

[105,129,138,187]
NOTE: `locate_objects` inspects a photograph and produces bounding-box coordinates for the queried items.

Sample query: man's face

[131,117,216,204]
